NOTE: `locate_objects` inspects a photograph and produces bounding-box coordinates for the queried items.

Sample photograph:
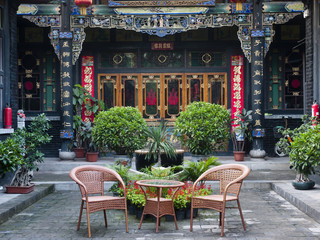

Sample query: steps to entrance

[33,156,295,191]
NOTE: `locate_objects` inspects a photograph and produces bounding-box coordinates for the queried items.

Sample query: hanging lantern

[75,0,92,15]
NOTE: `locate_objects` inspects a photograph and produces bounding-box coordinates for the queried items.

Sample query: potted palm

[3,114,52,193]
[92,106,148,166]
[174,102,230,161]
[231,108,253,161]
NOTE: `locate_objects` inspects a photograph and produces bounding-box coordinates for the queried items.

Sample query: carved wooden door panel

[207,73,227,109]
[142,74,161,120]
[186,73,204,105]
[98,74,118,109]
[120,74,139,108]
[164,73,183,120]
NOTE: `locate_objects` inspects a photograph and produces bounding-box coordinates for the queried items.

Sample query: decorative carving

[108,0,215,7]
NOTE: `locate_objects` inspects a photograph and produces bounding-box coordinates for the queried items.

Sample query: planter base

[86,152,99,162]
[292,180,315,190]
[233,151,245,161]
[6,183,35,194]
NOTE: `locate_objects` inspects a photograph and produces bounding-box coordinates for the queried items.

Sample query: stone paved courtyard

[0,189,320,239]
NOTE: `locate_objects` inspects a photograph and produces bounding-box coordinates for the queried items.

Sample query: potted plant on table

[2,114,52,193]
[174,102,230,161]
[278,116,320,190]
[231,108,253,161]
[92,106,148,167]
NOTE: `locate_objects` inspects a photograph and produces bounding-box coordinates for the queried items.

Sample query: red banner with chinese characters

[81,56,94,123]
[231,55,244,130]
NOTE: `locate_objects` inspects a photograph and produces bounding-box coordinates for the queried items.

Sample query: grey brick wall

[305,4,313,115]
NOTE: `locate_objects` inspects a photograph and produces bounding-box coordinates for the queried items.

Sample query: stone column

[249,0,266,159]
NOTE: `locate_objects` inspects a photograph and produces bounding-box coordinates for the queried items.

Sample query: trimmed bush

[92,107,148,157]
[174,101,230,155]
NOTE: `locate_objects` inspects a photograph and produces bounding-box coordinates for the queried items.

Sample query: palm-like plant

[177,156,220,182]
[145,121,176,167]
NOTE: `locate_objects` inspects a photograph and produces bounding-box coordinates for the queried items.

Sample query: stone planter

[59,151,76,160]
[135,149,184,171]
[6,183,35,194]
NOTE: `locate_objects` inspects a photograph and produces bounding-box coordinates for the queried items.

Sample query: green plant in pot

[4,114,52,193]
[0,138,24,187]
[82,121,99,162]
[92,106,148,160]
[144,121,176,167]
[277,116,320,190]
[174,102,230,160]
[231,108,253,161]
[72,84,105,158]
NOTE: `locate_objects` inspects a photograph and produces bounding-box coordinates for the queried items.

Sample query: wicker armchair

[190,164,250,237]
[69,165,128,238]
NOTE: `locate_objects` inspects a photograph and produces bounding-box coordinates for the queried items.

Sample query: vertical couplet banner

[81,56,94,123]
[231,55,244,130]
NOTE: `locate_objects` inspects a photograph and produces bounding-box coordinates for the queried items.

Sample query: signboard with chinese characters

[151,42,174,51]
[231,55,244,130]
[81,56,94,123]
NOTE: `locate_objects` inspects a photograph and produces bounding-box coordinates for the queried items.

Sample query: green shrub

[289,124,320,182]
[0,138,24,178]
[174,102,231,155]
[92,107,148,157]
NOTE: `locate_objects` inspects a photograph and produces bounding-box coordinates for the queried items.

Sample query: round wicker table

[136,179,185,233]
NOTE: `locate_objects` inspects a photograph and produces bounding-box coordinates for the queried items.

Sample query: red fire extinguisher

[4,103,12,129]
[312,100,319,118]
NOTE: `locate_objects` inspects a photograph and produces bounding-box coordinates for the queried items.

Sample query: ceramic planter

[86,152,99,162]
[6,183,35,194]
[59,151,76,160]
[233,151,246,161]
[292,180,315,190]
[74,148,85,158]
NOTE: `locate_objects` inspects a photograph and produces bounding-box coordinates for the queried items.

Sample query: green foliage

[0,138,24,177]
[72,84,105,148]
[107,163,136,193]
[231,108,253,151]
[92,107,148,157]
[289,124,320,182]
[177,156,221,182]
[11,113,52,171]
[81,121,98,152]
[144,121,176,166]
[174,102,231,155]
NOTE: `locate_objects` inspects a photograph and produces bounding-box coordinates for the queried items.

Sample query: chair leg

[220,203,226,237]
[124,208,129,233]
[86,203,91,238]
[103,210,108,228]
[77,200,84,231]
[237,199,246,231]
[190,206,194,231]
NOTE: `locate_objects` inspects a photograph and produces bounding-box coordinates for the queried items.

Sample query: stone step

[38,156,292,173]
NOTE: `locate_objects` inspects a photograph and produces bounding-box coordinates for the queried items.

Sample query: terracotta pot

[86,152,99,162]
[74,148,85,158]
[233,151,245,161]
[6,183,35,194]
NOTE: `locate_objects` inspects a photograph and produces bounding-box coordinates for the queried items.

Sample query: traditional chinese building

[0,0,318,157]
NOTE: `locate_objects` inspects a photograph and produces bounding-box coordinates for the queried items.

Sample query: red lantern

[75,0,92,15]
[4,104,12,129]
